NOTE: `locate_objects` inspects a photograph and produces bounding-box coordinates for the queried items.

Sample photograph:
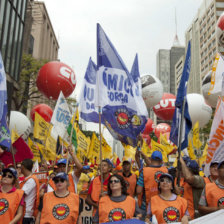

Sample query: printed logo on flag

[0,198,9,215]
[163,206,179,222]
[52,203,70,220]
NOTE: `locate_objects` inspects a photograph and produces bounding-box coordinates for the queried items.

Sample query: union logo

[218,197,224,206]
[115,109,130,129]
[163,206,179,222]
[108,208,126,221]
[0,198,9,215]
[52,204,69,220]
[154,171,164,183]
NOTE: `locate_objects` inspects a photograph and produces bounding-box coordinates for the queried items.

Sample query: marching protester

[92,174,142,223]
[36,172,81,224]
[136,151,168,210]
[0,167,24,223]
[198,160,224,215]
[86,159,111,216]
[175,156,204,219]
[203,161,219,184]
[146,173,189,224]
[20,159,40,224]
[119,160,137,197]
[47,146,83,193]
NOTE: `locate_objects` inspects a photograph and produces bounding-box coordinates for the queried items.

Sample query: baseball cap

[3,168,18,179]
[56,159,67,165]
[53,172,68,181]
[82,165,90,170]
[159,173,173,182]
[104,159,115,168]
[186,159,199,170]
[218,161,224,169]
[122,160,131,165]
[210,161,219,167]
[151,151,162,161]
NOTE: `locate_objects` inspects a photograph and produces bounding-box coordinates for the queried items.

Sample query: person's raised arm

[180,156,194,184]
[68,145,83,171]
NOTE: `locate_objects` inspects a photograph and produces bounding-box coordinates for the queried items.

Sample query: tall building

[175,55,185,94]
[186,0,224,93]
[156,43,185,95]
[0,0,29,110]
[24,1,60,116]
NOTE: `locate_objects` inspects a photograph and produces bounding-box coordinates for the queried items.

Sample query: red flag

[0,137,33,166]
[116,157,121,166]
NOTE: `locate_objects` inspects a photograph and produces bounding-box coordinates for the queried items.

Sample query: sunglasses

[109,179,120,184]
[3,173,13,179]
[54,178,66,184]
[160,178,172,183]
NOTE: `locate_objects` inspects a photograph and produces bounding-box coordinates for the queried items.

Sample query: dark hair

[107,174,128,196]
[158,176,175,194]
[21,159,33,171]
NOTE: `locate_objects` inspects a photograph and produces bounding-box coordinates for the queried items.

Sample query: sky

[41,0,204,145]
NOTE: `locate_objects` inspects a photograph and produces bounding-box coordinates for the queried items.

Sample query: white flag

[208,53,224,95]
[51,91,72,139]
[32,160,39,173]
[204,97,224,176]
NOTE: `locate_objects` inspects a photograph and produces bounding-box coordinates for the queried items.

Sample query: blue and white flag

[0,52,11,150]
[130,54,142,96]
[170,42,192,150]
[79,58,100,123]
[51,91,72,139]
[96,24,148,146]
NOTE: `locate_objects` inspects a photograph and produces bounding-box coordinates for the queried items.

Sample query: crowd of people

[0,145,224,224]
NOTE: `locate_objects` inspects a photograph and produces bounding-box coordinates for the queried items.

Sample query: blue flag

[96,24,148,146]
[0,52,11,150]
[170,42,192,150]
[79,57,100,123]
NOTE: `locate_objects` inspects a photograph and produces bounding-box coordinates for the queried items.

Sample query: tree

[12,54,48,113]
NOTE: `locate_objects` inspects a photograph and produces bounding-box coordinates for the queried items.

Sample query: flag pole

[177,96,186,186]
[99,106,103,192]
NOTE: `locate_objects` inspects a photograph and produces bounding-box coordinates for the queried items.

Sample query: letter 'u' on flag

[204,97,224,176]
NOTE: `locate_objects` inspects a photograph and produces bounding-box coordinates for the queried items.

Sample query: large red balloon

[31,104,53,122]
[36,61,76,100]
[153,93,176,120]
[154,123,171,138]
[142,118,155,135]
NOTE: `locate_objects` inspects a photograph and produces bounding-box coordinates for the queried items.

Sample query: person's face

[218,164,224,178]
[210,164,218,177]
[109,177,121,192]
[16,165,21,175]
[159,177,173,192]
[53,178,68,191]
[1,172,15,185]
[21,164,25,174]
[122,163,131,172]
[101,162,110,174]
[57,164,66,173]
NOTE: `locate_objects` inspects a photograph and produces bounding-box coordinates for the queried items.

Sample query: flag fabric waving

[170,42,192,150]
[0,52,11,150]
[96,24,148,146]
[192,121,202,149]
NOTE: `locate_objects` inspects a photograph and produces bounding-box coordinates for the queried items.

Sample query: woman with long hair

[145,173,189,224]
[0,167,24,224]
[93,174,142,223]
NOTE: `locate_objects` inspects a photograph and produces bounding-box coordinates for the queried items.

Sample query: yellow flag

[33,112,51,142]
[122,143,136,160]
[199,144,208,167]
[102,136,112,159]
[141,139,153,157]
[160,133,176,154]
[151,139,168,162]
[28,138,43,162]
[192,121,202,149]
[188,138,197,160]
[11,129,19,144]
[45,131,57,159]
[76,127,91,157]
[88,132,100,162]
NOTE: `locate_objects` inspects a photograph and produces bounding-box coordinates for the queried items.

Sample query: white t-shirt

[22,175,37,217]
[47,172,79,193]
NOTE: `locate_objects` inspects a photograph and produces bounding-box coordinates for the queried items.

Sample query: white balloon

[187,94,212,128]
[202,71,221,108]
[9,111,31,140]
[141,74,163,108]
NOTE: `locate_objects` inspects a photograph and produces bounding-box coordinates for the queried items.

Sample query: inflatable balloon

[30,104,53,122]
[154,123,171,138]
[141,74,163,108]
[216,12,224,47]
[36,61,76,100]
[153,93,176,120]
[9,111,31,140]
[202,71,220,108]
[187,93,212,128]
[142,118,155,135]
